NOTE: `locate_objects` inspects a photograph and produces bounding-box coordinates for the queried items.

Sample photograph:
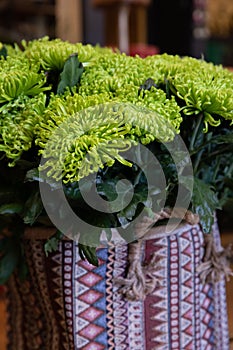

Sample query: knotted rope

[115,207,199,301]
[197,233,233,283]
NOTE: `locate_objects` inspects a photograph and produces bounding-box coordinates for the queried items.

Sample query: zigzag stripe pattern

[199,284,215,349]
[194,223,220,350]
[144,236,169,350]
[106,243,115,350]
[206,220,229,350]
[192,226,203,350]
[179,228,197,349]
[48,241,72,349]
[73,244,108,350]
[42,240,76,349]
[112,244,130,350]
[213,281,229,350]
[179,227,202,350]
[169,233,182,350]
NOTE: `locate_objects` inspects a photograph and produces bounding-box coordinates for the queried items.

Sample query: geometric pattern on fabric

[5,223,229,349]
[112,244,131,350]
[73,246,108,350]
[143,225,224,350]
[144,235,169,350]
[113,243,146,350]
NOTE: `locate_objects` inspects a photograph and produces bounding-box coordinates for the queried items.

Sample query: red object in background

[130,43,160,57]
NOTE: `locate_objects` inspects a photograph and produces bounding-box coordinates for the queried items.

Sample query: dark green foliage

[44,230,64,257]
[0,45,7,58]
[57,54,84,94]
[78,244,99,266]
[192,178,220,233]
[0,221,27,284]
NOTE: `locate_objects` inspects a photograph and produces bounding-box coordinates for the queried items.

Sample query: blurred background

[0,0,232,66]
[0,0,232,348]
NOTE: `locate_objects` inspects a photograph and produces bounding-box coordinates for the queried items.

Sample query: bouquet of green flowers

[0,37,232,283]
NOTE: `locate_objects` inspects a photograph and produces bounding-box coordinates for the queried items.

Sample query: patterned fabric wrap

[6,223,229,350]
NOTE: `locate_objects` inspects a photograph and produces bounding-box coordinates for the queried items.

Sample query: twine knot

[197,233,233,283]
[115,207,200,300]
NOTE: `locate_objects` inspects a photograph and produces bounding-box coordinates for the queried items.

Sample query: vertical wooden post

[92,0,151,51]
[118,4,130,53]
[55,0,83,43]
[130,5,148,44]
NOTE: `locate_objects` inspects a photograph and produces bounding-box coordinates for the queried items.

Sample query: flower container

[5,219,230,350]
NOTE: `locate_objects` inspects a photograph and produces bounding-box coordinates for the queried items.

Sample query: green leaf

[25,168,40,182]
[191,131,233,156]
[116,180,152,223]
[26,168,61,190]
[104,228,112,241]
[23,190,44,225]
[0,237,21,284]
[178,175,194,191]
[0,45,7,58]
[78,244,99,266]
[191,178,220,233]
[97,180,118,202]
[138,78,158,96]
[109,181,134,213]
[64,180,93,200]
[0,203,23,215]
[212,132,233,144]
[117,192,146,222]
[57,53,84,94]
[44,230,64,257]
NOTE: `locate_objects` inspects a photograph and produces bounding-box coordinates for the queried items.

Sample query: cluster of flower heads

[0,37,232,181]
[153,55,233,131]
[38,102,176,182]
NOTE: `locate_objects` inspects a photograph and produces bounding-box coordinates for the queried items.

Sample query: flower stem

[189,113,203,152]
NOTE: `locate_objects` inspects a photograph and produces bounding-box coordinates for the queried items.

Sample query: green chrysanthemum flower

[38,102,176,183]
[0,70,50,103]
[22,36,108,71]
[143,54,233,131]
[0,94,46,164]
[78,50,182,131]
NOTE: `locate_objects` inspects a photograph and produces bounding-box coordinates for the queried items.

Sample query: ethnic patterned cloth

[6,223,229,350]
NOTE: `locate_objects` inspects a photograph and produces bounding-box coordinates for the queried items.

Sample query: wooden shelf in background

[55,0,83,43]
[12,2,55,16]
[0,0,83,44]
[92,0,151,53]
[93,0,151,6]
